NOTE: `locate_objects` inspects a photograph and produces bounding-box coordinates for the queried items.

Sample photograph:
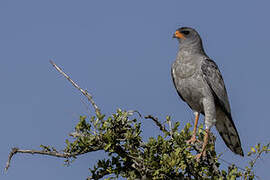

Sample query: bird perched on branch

[171,27,244,159]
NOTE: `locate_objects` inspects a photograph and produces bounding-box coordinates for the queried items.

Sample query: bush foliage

[38,109,269,180]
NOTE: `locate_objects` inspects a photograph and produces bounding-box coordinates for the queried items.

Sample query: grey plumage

[172,27,243,156]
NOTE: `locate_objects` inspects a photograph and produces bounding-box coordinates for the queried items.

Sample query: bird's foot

[186,135,198,144]
[195,151,206,161]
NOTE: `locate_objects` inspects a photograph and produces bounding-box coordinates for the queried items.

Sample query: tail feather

[215,108,244,156]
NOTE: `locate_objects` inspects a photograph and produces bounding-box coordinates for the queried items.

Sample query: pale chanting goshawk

[172,27,244,159]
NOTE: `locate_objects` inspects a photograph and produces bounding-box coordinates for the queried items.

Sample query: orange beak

[173,31,185,39]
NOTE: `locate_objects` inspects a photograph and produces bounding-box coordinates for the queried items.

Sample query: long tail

[215,108,244,156]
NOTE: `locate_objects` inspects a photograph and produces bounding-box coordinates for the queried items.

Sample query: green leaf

[250,147,256,153]
[255,143,261,151]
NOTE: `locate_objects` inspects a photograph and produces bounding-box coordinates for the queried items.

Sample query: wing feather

[201,59,231,117]
[201,59,244,156]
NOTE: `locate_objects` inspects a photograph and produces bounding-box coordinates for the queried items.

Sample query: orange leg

[186,112,200,144]
[196,128,210,160]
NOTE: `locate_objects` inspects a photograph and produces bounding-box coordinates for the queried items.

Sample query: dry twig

[5,60,102,172]
[145,115,168,133]
[49,60,101,116]
[5,148,79,172]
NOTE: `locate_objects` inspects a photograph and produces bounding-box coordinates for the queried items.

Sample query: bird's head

[173,27,202,47]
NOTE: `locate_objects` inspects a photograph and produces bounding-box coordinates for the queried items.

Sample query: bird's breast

[179,77,206,110]
[174,61,197,79]
[172,62,208,112]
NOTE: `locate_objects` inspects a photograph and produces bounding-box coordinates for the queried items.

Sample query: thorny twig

[49,60,101,117]
[4,147,88,172]
[5,61,103,172]
[250,143,270,170]
[144,115,168,133]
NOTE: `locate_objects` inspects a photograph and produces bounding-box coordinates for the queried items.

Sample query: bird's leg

[186,112,200,144]
[196,128,210,160]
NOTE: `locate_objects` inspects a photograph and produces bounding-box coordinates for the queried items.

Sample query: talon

[186,135,203,145]
[195,152,202,161]
[186,135,197,144]
[195,151,206,161]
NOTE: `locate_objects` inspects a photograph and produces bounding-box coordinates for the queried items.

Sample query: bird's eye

[181,30,190,35]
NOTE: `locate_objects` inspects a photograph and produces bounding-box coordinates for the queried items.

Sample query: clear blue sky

[1,0,269,179]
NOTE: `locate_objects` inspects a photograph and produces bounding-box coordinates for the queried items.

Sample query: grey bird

[172,27,244,159]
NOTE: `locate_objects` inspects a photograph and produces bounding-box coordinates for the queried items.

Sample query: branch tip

[49,60,101,116]
[145,115,168,133]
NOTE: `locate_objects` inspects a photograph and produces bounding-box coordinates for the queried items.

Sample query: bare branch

[145,115,168,133]
[5,61,104,173]
[5,145,102,172]
[167,117,173,138]
[49,60,101,117]
[5,147,77,172]
[126,110,142,118]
